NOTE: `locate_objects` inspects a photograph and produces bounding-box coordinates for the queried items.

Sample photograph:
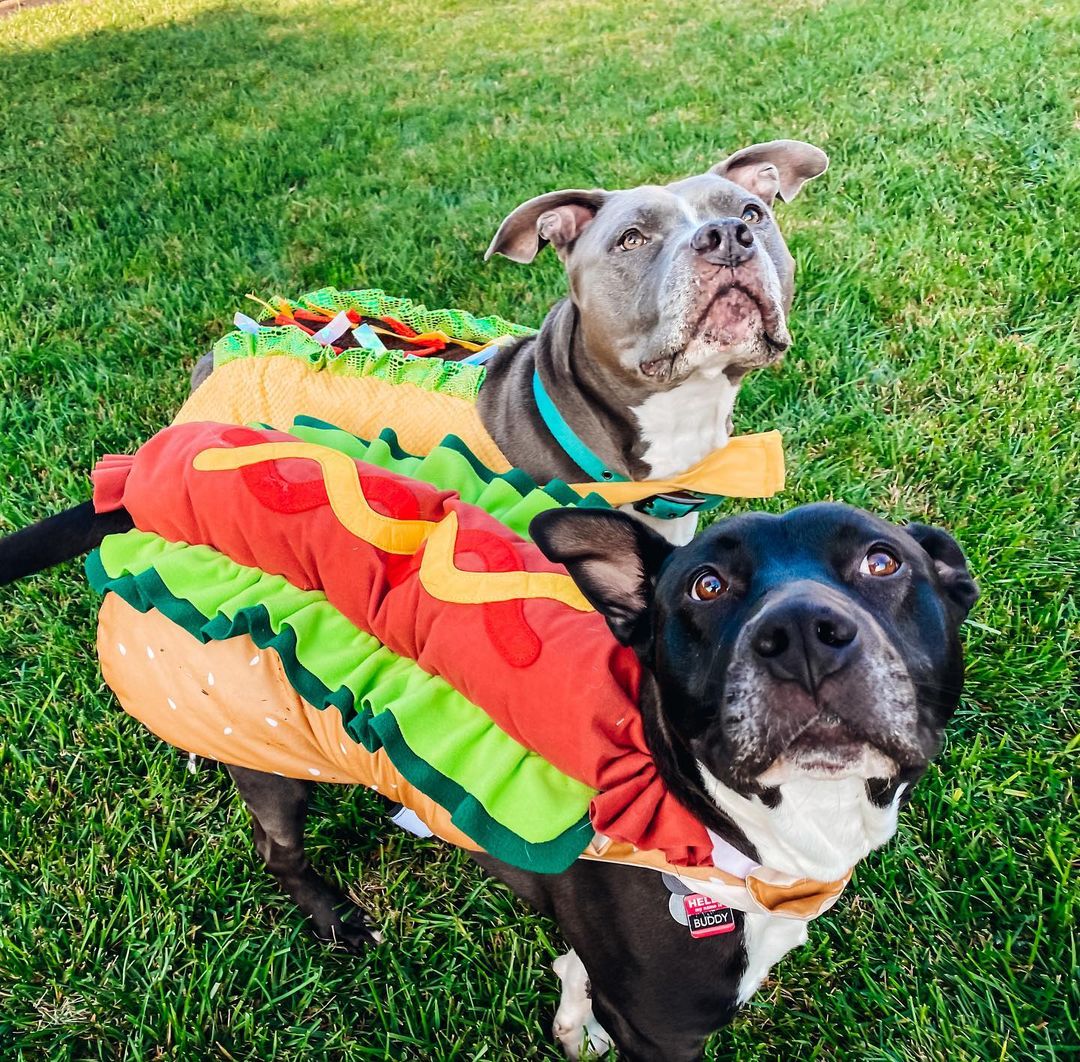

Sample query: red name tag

[683,894,736,938]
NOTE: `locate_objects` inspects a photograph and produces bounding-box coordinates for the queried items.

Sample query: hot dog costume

[88,288,848,920]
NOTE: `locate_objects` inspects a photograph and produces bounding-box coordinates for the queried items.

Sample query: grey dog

[478,138,826,543]
[190,139,826,544]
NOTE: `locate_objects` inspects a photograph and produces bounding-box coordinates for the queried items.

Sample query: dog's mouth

[756,711,901,785]
[709,670,929,786]
[694,284,771,345]
[640,279,789,381]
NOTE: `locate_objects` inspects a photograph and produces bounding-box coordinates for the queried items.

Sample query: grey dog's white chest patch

[632,368,737,480]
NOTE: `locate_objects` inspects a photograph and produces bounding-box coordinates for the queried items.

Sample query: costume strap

[705,828,761,879]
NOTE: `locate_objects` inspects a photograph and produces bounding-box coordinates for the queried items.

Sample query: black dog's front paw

[314,903,382,954]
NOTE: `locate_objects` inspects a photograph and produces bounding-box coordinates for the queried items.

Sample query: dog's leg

[551,949,614,1060]
[226,764,380,953]
[477,855,741,1061]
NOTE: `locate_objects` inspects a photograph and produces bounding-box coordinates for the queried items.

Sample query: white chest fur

[699,769,907,882]
[632,366,738,480]
[737,913,808,1005]
[699,768,908,1006]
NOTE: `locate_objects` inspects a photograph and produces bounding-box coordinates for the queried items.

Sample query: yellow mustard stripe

[572,430,786,504]
[193,442,438,555]
[418,512,594,612]
[192,444,593,611]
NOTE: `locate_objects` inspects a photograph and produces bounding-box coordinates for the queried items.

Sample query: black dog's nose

[690,218,755,265]
[751,598,859,693]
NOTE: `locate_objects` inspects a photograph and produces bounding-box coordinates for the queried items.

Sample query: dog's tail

[0,502,134,586]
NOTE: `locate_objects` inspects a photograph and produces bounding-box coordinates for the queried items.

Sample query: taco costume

[88,289,847,920]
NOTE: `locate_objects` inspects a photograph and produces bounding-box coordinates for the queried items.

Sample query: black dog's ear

[530,509,675,646]
[904,523,980,621]
[485,189,610,263]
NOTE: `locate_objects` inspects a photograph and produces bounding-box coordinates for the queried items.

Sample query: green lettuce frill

[285,416,610,535]
[89,530,595,874]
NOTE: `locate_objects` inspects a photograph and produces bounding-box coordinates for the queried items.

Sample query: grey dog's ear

[711,140,828,205]
[904,523,980,622]
[485,189,610,264]
[530,508,674,647]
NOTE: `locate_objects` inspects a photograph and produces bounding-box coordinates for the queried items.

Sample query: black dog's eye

[690,569,729,601]
[860,547,902,577]
[619,228,648,250]
[740,204,763,225]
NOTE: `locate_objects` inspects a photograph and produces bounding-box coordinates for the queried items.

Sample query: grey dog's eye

[690,569,728,601]
[860,548,902,577]
[741,204,763,225]
[619,228,648,250]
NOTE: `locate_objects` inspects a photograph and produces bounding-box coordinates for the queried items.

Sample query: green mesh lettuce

[213,326,488,402]
[296,287,536,344]
[89,530,594,874]
[212,287,537,403]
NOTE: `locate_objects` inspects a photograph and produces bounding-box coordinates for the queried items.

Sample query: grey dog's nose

[751,597,859,694]
[690,218,755,265]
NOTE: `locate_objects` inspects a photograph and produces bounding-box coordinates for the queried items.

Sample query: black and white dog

[0,500,977,1060]
[519,502,977,1058]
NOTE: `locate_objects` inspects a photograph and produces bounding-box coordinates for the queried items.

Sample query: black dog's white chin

[757,746,901,786]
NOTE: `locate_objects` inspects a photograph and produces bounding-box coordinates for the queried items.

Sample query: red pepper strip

[274,313,315,333]
[368,326,448,354]
[410,331,450,350]
[291,308,333,325]
[379,315,418,338]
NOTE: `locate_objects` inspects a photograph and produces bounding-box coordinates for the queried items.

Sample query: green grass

[0,0,1077,1057]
